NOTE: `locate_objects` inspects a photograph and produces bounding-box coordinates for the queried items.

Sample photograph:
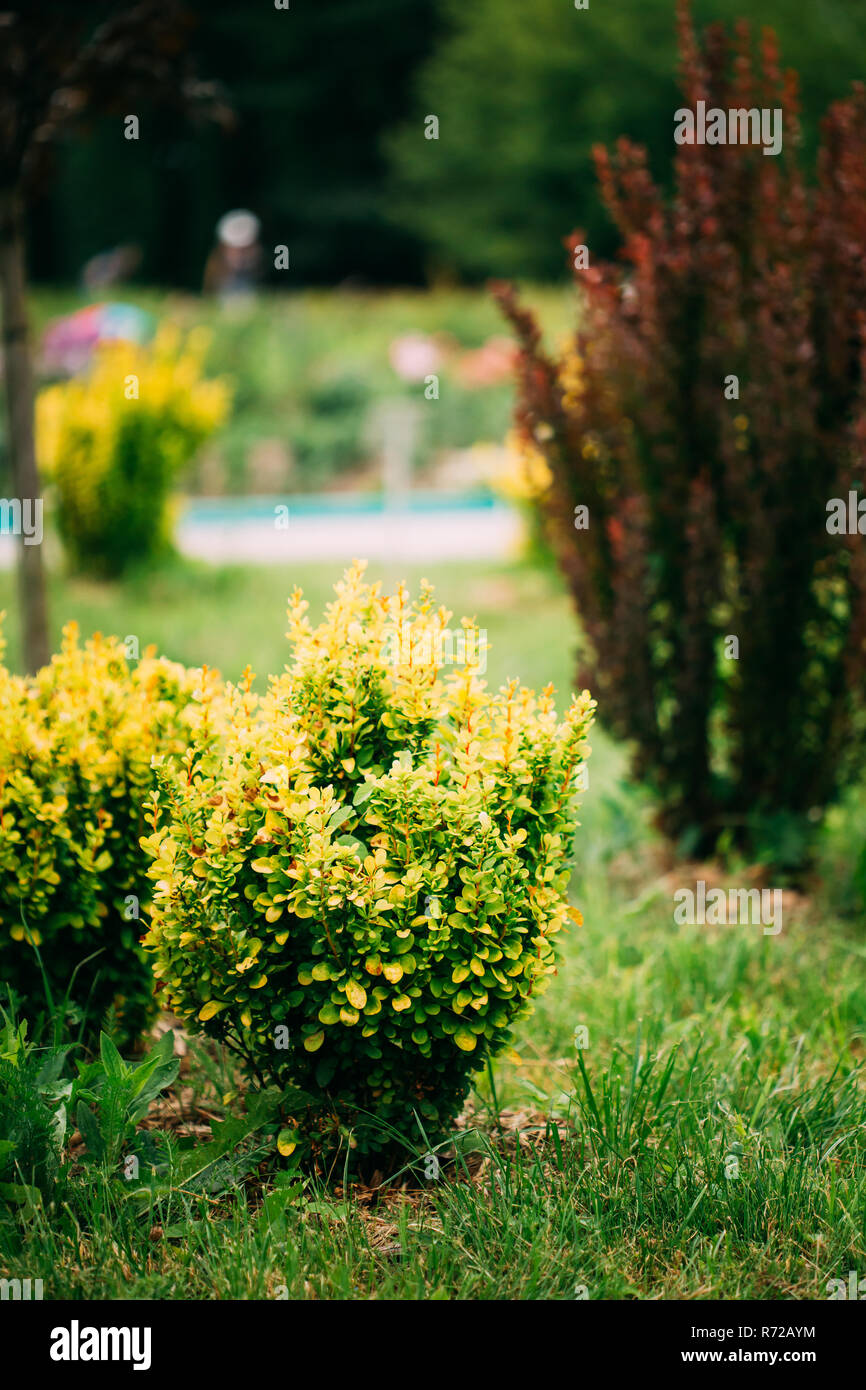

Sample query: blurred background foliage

[7,0,866,889]
[28,0,866,289]
[20,284,572,497]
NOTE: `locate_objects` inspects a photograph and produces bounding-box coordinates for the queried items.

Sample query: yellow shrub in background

[37,325,230,578]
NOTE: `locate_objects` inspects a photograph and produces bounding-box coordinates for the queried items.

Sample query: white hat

[216,210,260,248]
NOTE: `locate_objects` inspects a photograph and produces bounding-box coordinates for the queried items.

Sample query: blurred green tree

[386,0,866,281]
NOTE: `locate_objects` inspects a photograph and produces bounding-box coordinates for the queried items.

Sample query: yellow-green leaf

[277,1128,298,1157]
[345,979,367,1010]
[198,999,226,1022]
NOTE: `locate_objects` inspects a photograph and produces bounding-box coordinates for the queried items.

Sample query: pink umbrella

[40,302,155,378]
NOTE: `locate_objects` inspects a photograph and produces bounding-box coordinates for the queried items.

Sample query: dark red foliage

[496,1,866,863]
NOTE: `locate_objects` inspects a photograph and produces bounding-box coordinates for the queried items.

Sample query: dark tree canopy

[28,0,440,289]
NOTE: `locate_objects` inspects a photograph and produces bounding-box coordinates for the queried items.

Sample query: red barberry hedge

[496,1,866,865]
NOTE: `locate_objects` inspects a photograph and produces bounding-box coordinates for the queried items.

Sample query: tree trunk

[0,185,49,672]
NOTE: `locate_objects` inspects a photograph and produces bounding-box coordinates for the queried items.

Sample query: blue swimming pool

[181,488,500,525]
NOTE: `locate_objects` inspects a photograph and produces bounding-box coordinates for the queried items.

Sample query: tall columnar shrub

[496,3,866,864]
[0,623,210,1041]
[142,565,594,1160]
[36,325,230,579]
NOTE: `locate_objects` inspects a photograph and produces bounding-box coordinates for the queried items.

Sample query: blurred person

[203,209,263,306]
[81,243,142,292]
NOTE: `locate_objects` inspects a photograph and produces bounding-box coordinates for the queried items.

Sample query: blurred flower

[454,335,517,388]
[474,432,552,503]
[388,332,442,382]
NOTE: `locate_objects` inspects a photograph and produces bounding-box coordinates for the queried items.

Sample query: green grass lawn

[1,557,864,1299]
[0,555,576,697]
